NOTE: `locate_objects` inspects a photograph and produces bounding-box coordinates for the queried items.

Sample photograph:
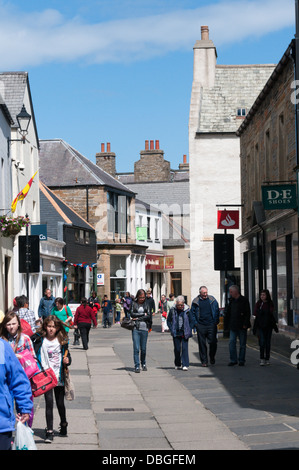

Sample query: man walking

[38,288,55,321]
[225,285,251,366]
[190,286,219,366]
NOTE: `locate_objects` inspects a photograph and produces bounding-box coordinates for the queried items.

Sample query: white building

[188,26,275,304]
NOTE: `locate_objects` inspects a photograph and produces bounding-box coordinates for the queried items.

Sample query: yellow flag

[11,170,38,213]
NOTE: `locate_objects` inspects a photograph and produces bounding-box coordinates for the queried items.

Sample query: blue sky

[0,0,295,173]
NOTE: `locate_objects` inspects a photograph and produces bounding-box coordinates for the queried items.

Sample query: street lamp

[8,104,32,146]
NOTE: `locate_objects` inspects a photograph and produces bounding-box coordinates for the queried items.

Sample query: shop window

[170,272,182,297]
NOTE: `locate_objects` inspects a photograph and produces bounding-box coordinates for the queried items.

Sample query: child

[34,315,71,443]
[115,298,122,324]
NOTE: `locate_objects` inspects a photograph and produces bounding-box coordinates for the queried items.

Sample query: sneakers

[44,429,54,443]
[142,365,147,371]
[182,366,188,371]
[59,422,68,437]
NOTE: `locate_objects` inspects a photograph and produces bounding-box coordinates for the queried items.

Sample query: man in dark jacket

[190,286,220,366]
[38,289,55,320]
[225,285,251,366]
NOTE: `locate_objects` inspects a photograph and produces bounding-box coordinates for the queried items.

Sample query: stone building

[237,40,299,334]
[188,26,276,305]
[39,139,146,302]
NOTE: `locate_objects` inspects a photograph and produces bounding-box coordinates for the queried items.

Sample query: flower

[0,215,30,237]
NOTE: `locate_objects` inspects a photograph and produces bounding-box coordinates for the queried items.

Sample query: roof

[198,64,276,134]
[39,181,95,240]
[39,139,135,195]
[0,72,39,144]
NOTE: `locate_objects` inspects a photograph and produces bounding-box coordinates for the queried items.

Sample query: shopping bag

[18,350,39,379]
[12,421,37,450]
[64,368,75,401]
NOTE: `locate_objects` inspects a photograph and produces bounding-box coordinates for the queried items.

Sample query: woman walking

[130,289,152,373]
[253,289,278,365]
[74,297,97,350]
[167,296,192,371]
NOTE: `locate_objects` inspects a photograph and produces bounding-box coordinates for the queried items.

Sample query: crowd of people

[0,284,279,450]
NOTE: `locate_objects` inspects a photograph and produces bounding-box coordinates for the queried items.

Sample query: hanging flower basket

[0,215,30,237]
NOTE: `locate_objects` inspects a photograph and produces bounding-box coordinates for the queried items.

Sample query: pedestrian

[0,336,33,450]
[130,288,152,373]
[146,288,156,315]
[167,293,176,314]
[159,294,168,332]
[74,297,98,350]
[190,286,220,367]
[38,288,55,321]
[253,289,278,365]
[51,297,74,333]
[34,316,71,442]
[88,291,100,308]
[101,295,113,327]
[167,295,192,371]
[122,292,132,318]
[14,295,38,333]
[225,285,251,366]
[0,312,36,428]
[115,298,122,324]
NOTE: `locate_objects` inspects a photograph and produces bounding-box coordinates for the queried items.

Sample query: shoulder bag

[121,317,135,331]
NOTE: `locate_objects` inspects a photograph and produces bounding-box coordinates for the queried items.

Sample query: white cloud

[0,0,294,69]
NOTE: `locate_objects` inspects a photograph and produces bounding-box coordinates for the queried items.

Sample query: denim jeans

[229,328,247,364]
[132,329,148,369]
[173,336,189,368]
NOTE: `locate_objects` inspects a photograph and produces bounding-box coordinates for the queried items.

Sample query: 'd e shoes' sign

[261,184,297,210]
[217,210,239,230]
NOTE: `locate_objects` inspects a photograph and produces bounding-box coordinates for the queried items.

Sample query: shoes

[265,360,270,365]
[202,363,208,367]
[238,362,245,366]
[59,422,68,437]
[182,366,188,371]
[175,366,181,370]
[142,365,147,371]
[210,358,215,365]
[260,359,265,366]
[44,429,54,443]
[227,362,238,366]
[135,367,140,373]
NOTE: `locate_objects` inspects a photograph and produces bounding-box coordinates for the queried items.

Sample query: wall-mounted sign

[217,210,239,230]
[145,255,164,271]
[261,184,297,210]
[97,273,105,286]
[165,256,174,269]
[31,224,47,240]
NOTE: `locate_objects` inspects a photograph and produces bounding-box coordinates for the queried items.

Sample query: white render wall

[189,133,241,302]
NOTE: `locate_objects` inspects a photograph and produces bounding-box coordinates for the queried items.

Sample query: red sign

[217,210,239,230]
[165,256,174,269]
[145,255,164,271]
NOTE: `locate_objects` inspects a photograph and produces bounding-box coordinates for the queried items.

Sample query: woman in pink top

[74,298,97,350]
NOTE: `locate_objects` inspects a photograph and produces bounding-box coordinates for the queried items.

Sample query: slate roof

[39,139,135,195]
[39,181,95,240]
[198,65,276,134]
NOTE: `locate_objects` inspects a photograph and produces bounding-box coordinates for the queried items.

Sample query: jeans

[229,328,247,364]
[132,329,148,369]
[259,327,272,360]
[78,322,91,350]
[173,336,189,368]
[196,324,217,364]
[0,432,12,450]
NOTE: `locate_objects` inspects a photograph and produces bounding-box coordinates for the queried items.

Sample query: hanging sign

[217,210,239,230]
[261,184,297,210]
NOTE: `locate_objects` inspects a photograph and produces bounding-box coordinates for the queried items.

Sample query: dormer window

[237,108,246,117]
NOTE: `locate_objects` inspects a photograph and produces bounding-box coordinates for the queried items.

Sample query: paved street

[30,317,299,451]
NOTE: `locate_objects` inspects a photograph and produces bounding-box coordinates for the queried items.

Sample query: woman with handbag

[0,312,37,427]
[130,289,152,373]
[51,297,74,333]
[35,316,71,443]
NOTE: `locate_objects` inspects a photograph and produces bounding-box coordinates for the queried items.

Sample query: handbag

[18,349,39,379]
[30,364,58,397]
[63,350,74,401]
[121,317,135,331]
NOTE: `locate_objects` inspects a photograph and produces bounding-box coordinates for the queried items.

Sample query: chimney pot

[145,140,149,150]
[155,140,160,150]
[183,154,187,164]
[107,142,111,152]
[101,143,105,152]
[150,140,154,150]
[201,25,209,41]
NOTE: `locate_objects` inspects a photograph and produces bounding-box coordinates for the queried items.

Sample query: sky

[0,0,296,173]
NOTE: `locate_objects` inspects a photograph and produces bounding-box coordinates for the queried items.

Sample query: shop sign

[217,210,239,230]
[165,256,174,269]
[97,273,105,285]
[31,224,47,240]
[145,255,164,271]
[261,184,297,210]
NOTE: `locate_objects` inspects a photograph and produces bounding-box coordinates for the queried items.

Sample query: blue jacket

[167,305,192,339]
[0,339,33,433]
[38,295,55,319]
[190,295,220,327]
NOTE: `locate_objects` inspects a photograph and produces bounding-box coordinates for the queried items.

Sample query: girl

[130,289,152,373]
[253,289,278,365]
[34,315,71,443]
[0,312,36,427]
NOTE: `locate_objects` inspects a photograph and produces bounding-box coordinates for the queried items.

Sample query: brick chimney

[134,140,171,182]
[193,25,217,88]
[95,143,116,177]
[179,154,189,171]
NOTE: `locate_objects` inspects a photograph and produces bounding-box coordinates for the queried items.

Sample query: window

[278,113,285,180]
[237,108,246,117]
[155,218,159,241]
[107,191,129,236]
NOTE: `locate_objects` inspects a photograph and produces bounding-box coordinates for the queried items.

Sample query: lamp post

[7,104,31,150]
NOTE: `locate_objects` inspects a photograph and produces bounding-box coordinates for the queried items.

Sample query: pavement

[29,316,299,452]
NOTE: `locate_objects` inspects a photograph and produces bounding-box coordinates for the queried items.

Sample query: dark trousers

[44,386,66,430]
[173,336,189,368]
[259,327,272,360]
[196,323,217,364]
[0,432,12,450]
[78,322,91,349]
